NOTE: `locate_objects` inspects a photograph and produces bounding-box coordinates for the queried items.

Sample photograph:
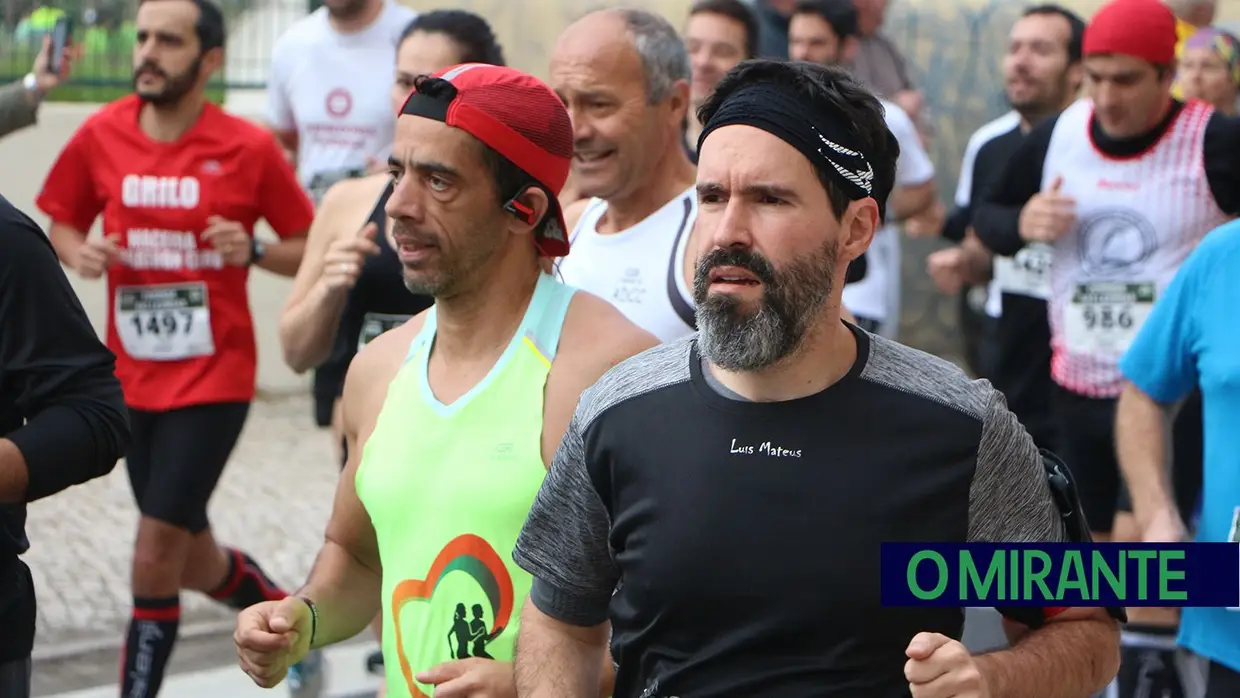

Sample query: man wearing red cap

[232,63,655,697]
[975,0,1240,695]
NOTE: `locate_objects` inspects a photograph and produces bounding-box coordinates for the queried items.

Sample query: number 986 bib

[115,282,216,361]
[1063,281,1155,357]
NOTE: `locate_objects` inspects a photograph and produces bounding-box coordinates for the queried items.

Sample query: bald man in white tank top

[549,9,701,343]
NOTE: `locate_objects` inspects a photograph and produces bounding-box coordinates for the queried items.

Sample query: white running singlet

[1044,98,1230,397]
[557,187,697,343]
[266,0,415,199]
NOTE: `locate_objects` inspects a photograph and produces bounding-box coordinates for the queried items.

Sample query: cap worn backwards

[399,63,575,258]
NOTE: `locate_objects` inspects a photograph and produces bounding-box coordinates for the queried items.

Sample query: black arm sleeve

[0,197,129,503]
[972,115,1059,258]
[941,204,972,243]
[1203,113,1240,216]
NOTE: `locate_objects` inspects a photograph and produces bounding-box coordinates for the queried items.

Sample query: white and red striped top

[1043,98,1230,398]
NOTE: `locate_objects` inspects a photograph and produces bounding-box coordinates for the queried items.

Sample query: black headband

[697,83,877,203]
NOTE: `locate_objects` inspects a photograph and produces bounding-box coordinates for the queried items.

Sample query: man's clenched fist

[234,596,314,688]
[905,631,991,698]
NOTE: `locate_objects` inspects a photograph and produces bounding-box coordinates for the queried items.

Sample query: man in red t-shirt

[35,1,323,696]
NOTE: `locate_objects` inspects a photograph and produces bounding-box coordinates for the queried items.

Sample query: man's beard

[1008,74,1070,122]
[397,218,503,299]
[693,242,838,372]
[133,58,201,106]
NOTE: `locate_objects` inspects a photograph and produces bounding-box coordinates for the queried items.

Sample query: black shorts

[313,334,353,428]
[0,655,29,698]
[312,367,340,427]
[125,402,250,533]
[988,295,1058,453]
[1052,385,1202,534]
[0,557,34,664]
[1207,661,1240,698]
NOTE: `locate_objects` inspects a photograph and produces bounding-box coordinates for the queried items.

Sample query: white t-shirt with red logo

[266,0,415,201]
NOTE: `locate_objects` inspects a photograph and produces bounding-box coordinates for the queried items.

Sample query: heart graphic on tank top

[390,533,515,696]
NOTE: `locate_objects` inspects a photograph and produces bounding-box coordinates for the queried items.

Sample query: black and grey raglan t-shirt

[513,327,1070,698]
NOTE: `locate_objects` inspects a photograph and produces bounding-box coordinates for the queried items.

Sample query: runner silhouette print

[446,602,502,659]
[471,604,500,658]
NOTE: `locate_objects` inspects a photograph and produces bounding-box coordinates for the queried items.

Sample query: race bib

[1063,281,1155,357]
[358,312,411,351]
[115,283,215,361]
[307,166,366,205]
[994,243,1052,300]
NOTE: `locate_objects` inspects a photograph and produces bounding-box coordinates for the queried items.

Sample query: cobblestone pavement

[24,393,339,652]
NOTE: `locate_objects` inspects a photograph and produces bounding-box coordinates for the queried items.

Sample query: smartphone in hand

[48,17,73,75]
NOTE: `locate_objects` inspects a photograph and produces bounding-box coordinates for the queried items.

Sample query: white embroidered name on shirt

[729,438,803,458]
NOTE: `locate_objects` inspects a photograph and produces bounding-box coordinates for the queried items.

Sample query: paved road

[25,393,362,695]
[21,392,1017,695]
[26,394,338,654]
[39,637,381,698]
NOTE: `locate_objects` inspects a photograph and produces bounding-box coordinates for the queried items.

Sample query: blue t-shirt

[1120,218,1240,672]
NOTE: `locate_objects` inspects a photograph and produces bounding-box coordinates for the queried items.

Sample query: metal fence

[0,0,311,96]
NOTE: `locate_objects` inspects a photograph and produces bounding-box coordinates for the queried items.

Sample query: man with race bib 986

[35,1,321,696]
[974,0,1240,694]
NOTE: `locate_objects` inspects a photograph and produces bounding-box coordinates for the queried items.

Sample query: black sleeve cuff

[8,399,127,502]
[941,205,971,243]
[972,205,1026,257]
[996,605,1127,628]
[528,578,611,628]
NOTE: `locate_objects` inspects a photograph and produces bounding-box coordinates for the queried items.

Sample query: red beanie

[1083,0,1178,65]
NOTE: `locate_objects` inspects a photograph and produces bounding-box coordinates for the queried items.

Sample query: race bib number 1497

[115,283,216,361]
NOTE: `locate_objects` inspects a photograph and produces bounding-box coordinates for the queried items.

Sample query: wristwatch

[250,237,266,265]
[22,73,40,98]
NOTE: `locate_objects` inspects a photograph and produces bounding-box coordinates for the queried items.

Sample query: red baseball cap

[1083,0,1178,66]
[399,63,574,258]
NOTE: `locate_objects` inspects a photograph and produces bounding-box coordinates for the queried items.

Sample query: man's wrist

[295,595,319,648]
[972,652,1000,698]
[312,277,348,306]
[22,73,44,105]
[1140,499,1182,531]
[249,237,266,266]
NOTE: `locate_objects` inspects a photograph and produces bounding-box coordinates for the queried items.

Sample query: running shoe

[366,648,384,675]
[288,649,326,698]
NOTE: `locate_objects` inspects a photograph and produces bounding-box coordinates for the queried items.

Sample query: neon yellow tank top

[355,272,576,697]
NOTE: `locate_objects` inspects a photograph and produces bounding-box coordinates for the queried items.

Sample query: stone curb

[32,620,236,663]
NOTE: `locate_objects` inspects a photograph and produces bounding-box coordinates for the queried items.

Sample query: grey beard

[693,242,837,372]
[697,295,803,371]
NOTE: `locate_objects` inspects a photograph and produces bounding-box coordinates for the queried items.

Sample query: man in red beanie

[974,0,1240,695]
